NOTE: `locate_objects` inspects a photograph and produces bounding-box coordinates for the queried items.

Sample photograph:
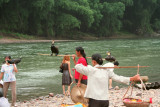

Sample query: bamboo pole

[37,53,50,56]
[37,53,92,59]
[37,53,72,56]
[96,66,150,69]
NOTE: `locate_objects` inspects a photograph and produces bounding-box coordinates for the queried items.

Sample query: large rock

[49,93,54,97]
[114,86,120,90]
[145,82,160,90]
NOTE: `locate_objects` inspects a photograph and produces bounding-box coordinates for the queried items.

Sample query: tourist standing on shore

[0,56,18,106]
[105,52,118,89]
[72,47,88,86]
[108,61,119,90]
[61,55,73,95]
[75,53,140,107]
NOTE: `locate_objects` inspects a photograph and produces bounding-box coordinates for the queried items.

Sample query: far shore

[0,39,78,44]
[1,34,160,44]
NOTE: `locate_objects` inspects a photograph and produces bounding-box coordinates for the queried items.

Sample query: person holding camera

[0,56,18,106]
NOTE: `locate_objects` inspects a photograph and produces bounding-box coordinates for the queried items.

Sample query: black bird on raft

[51,40,59,56]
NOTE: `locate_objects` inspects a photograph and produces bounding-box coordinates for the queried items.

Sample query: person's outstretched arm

[75,64,92,76]
[13,64,18,73]
[109,70,140,85]
[0,66,5,80]
[0,72,4,80]
[72,55,77,65]
[130,74,140,82]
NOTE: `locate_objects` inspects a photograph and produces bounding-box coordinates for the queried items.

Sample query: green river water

[0,38,160,101]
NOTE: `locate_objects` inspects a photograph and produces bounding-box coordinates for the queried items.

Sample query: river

[0,38,160,101]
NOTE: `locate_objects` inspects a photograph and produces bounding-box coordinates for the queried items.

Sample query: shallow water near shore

[0,38,160,102]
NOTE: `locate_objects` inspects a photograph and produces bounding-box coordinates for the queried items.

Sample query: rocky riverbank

[15,87,160,107]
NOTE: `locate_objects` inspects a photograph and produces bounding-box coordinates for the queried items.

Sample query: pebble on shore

[15,88,160,107]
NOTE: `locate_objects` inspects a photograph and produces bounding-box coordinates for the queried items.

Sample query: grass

[107,31,139,39]
[0,30,37,40]
[0,29,148,40]
[0,35,3,39]
[12,32,35,39]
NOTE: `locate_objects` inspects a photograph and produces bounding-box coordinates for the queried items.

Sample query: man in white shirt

[75,54,140,107]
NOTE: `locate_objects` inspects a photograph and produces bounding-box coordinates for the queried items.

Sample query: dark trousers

[75,79,87,85]
[89,98,109,107]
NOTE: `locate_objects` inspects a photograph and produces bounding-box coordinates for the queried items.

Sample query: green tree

[151,0,160,32]
[55,0,94,33]
[123,0,159,35]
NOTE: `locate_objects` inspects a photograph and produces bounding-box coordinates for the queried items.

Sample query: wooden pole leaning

[37,53,92,59]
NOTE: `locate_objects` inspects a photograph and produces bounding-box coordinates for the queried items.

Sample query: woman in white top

[0,56,18,106]
[75,54,140,107]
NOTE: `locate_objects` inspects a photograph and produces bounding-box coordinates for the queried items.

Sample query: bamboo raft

[37,53,92,59]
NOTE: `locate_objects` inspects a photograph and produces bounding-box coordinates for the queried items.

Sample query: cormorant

[51,40,59,56]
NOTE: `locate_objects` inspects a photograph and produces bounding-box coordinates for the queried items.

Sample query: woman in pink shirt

[72,47,88,86]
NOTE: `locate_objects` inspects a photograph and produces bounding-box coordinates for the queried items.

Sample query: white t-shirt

[1,64,16,82]
[0,97,10,107]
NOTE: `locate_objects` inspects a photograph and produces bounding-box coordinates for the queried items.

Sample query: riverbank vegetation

[0,0,160,39]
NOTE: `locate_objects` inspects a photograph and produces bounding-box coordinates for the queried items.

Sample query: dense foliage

[0,0,160,38]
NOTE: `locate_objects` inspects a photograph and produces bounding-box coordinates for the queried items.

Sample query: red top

[74,57,88,80]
